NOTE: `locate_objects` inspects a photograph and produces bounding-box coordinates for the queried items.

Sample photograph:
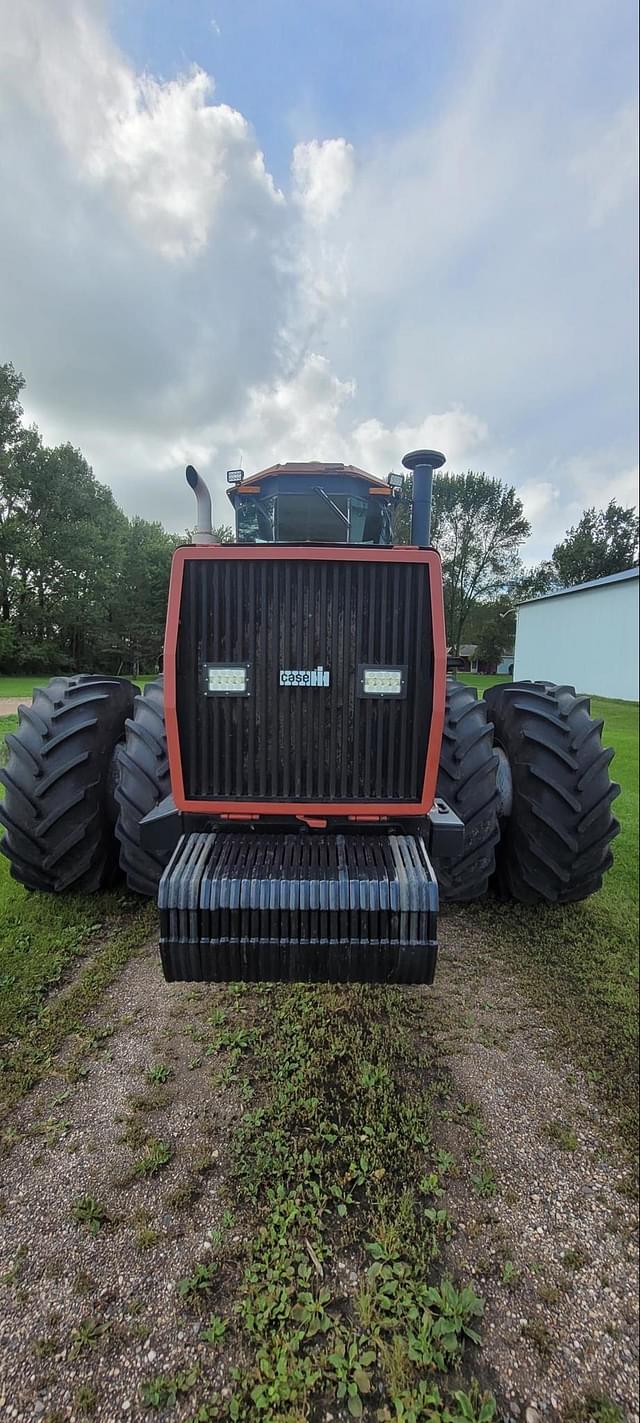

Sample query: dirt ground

[0,699,22,716]
[0,919,637,1422]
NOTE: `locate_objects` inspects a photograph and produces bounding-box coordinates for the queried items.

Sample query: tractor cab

[226,462,396,545]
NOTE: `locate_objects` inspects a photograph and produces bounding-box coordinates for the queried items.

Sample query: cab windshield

[235,487,393,545]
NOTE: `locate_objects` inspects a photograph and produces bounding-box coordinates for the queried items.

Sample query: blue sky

[113,0,462,179]
[0,0,638,556]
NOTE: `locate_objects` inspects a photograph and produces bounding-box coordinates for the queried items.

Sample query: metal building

[514,568,639,702]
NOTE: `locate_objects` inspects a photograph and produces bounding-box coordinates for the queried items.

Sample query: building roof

[459,644,478,658]
[517,566,639,608]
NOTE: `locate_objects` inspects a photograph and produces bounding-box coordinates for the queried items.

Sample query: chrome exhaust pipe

[185,465,218,545]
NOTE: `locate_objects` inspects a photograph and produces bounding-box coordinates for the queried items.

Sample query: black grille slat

[408,566,427,795]
[247,561,256,796]
[386,564,400,799]
[176,556,433,803]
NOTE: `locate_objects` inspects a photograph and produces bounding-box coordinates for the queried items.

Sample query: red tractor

[0,452,620,983]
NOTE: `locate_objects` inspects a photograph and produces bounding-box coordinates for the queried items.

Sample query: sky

[0,0,638,560]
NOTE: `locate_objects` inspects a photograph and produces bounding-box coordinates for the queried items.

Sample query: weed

[1,1244,27,1284]
[449,1388,497,1423]
[178,1262,218,1307]
[563,1394,625,1423]
[75,1384,97,1416]
[136,1224,159,1250]
[71,1194,109,1236]
[34,1336,57,1359]
[141,1367,199,1409]
[471,1167,497,1198]
[37,1115,72,1145]
[200,1313,227,1344]
[292,1286,333,1338]
[145,1063,172,1085]
[501,1259,519,1286]
[562,1247,589,1271]
[134,1139,172,1176]
[73,1270,95,1296]
[546,1120,579,1152]
[69,1316,109,1359]
[167,1179,201,1210]
[208,1025,257,1060]
[522,1317,554,1358]
[327,1335,376,1418]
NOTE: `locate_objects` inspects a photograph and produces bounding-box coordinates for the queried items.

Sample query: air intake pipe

[402,449,446,547]
[186,465,218,545]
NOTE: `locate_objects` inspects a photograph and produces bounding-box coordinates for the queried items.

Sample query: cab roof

[241,462,388,487]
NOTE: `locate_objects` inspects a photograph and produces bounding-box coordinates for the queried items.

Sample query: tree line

[1,361,637,674]
[0,363,231,674]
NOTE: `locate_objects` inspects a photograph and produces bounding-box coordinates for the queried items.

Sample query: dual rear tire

[0,675,171,896]
[0,677,137,893]
[431,678,620,906]
[1,674,621,908]
[485,680,620,904]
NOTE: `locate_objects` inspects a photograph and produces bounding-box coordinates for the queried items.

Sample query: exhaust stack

[186,465,218,545]
[402,449,446,547]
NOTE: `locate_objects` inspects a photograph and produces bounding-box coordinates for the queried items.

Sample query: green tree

[552,500,639,587]
[465,595,515,667]
[0,363,40,630]
[391,470,530,650]
[109,517,181,674]
[0,361,185,674]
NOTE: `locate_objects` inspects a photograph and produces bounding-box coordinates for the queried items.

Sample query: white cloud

[555,454,640,521]
[351,409,488,476]
[292,138,355,223]
[1,4,281,259]
[518,479,559,525]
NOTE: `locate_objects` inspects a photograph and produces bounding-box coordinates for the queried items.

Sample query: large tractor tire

[0,676,137,893]
[484,680,620,904]
[431,678,500,901]
[113,677,171,897]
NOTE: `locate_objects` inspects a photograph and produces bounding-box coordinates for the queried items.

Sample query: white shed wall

[514,576,639,701]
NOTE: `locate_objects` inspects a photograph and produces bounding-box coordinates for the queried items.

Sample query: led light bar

[226,468,244,484]
[359,665,407,698]
[387,472,404,489]
[205,663,250,696]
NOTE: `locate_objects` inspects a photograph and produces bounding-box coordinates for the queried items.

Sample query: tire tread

[0,675,136,893]
[486,679,619,904]
[114,677,171,898]
[431,679,500,901]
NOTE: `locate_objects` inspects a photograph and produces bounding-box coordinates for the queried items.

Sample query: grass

[0,711,153,1121]
[457,675,639,1156]
[174,980,495,1421]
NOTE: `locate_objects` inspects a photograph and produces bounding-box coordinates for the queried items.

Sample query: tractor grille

[176,555,433,803]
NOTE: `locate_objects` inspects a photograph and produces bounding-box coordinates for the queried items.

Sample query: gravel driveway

[0,924,637,1421]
